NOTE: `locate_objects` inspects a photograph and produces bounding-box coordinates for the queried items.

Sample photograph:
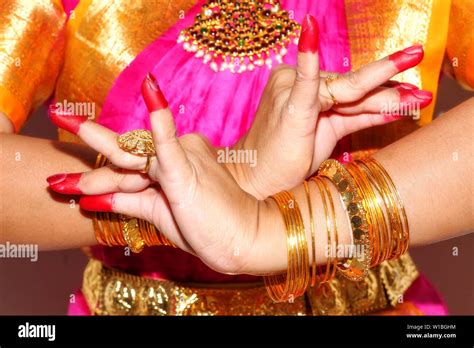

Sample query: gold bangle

[311,176,333,285]
[358,158,409,261]
[264,191,309,302]
[346,161,385,267]
[120,215,145,253]
[318,159,371,281]
[303,180,317,287]
[319,177,340,283]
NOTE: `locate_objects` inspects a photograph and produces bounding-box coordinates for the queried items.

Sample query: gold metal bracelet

[318,159,371,281]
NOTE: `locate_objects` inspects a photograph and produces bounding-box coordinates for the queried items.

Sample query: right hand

[228,15,432,199]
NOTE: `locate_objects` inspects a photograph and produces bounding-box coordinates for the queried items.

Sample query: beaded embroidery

[178,0,300,73]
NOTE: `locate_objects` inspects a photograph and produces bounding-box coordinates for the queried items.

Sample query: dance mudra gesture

[42,16,472,301]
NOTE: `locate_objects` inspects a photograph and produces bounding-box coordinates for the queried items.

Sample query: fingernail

[79,194,114,212]
[384,81,418,90]
[48,173,82,194]
[298,14,319,53]
[398,82,419,90]
[141,73,168,112]
[411,89,433,100]
[388,44,424,72]
[400,89,433,109]
[48,105,87,135]
[47,173,67,185]
[402,44,423,55]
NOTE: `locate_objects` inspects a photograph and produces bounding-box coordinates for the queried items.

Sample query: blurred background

[0,76,472,315]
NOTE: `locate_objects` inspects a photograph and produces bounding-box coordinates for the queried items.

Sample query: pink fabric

[67,274,448,315]
[93,0,351,284]
[405,274,449,315]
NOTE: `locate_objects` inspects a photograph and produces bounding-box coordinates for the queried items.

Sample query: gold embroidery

[83,254,419,316]
[0,0,66,130]
[344,0,434,152]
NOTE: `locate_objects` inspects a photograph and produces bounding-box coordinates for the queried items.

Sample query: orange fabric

[0,0,66,132]
[345,0,451,153]
[418,0,451,126]
[446,0,474,90]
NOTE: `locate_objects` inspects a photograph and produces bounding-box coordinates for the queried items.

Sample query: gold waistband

[82,254,418,316]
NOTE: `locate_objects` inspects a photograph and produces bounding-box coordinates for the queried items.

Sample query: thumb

[285,14,321,133]
[141,73,193,196]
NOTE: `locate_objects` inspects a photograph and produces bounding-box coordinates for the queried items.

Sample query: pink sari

[66,0,448,316]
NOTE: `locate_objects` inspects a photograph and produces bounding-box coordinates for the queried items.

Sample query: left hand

[47,76,279,275]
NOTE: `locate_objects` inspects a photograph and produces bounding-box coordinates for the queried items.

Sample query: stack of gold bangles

[264,157,409,302]
[92,130,175,253]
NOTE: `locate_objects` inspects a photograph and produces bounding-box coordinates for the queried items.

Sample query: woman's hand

[48,76,272,275]
[228,15,432,199]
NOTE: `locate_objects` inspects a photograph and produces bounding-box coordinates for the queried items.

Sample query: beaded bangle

[318,159,371,281]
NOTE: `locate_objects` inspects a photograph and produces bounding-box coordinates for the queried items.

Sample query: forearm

[0,133,97,249]
[253,98,474,274]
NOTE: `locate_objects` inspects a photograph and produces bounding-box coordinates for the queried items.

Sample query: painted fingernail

[398,82,419,90]
[47,173,67,185]
[79,194,114,212]
[48,105,87,135]
[388,44,424,72]
[298,14,319,53]
[141,73,168,112]
[48,173,82,194]
[384,81,419,90]
[400,89,433,109]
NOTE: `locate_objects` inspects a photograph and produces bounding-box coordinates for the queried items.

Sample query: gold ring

[139,155,153,174]
[117,129,155,173]
[325,73,339,105]
[117,129,156,156]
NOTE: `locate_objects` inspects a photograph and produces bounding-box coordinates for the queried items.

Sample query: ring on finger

[325,73,340,105]
[139,155,153,174]
[117,129,156,173]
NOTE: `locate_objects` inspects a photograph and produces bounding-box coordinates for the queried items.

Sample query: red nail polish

[298,14,319,53]
[384,81,418,90]
[47,173,67,185]
[399,89,433,109]
[80,194,114,212]
[398,82,419,90]
[49,173,82,194]
[141,73,168,112]
[388,44,424,72]
[48,106,87,135]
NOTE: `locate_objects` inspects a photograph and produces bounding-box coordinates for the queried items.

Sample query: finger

[333,84,432,115]
[320,44,424,108]
[47,165,152,195]
[285,14,320,131]
[79,189,192,252]
[141,73,194,202]
[49,106,148,171]
[323,111,407,140]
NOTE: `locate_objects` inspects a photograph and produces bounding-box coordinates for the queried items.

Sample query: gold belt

[82,254,418,316]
